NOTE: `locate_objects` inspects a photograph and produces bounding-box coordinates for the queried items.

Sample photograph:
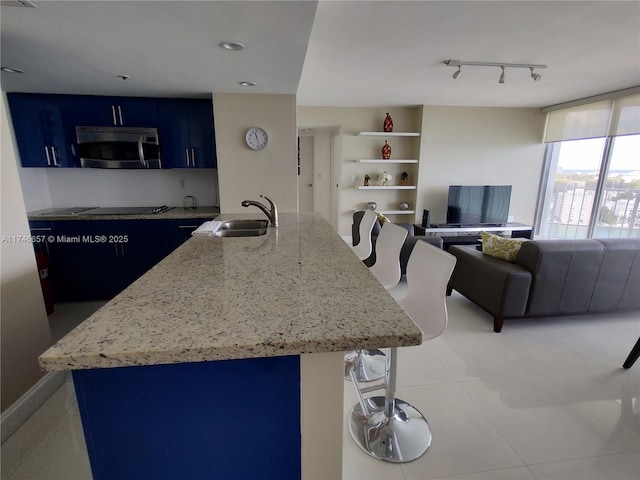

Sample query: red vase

[381,140,391,160]
[383,113,393,132]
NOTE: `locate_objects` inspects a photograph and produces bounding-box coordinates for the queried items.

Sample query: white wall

[298,105,546,234]
[213,93,298,213]
[417,106,547,225]
[1,94,53,412]
[19,168,218,212]
[21,168,218,211]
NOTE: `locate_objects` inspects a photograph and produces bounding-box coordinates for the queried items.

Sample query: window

[536,92,640,239]
[537,135,639,239]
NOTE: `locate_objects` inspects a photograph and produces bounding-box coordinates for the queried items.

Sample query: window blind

[543,92,640,143]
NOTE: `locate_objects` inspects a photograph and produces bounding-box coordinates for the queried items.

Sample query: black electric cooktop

[85,206,174,215]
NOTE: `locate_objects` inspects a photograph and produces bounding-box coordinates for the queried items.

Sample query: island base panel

[73,356,301,480]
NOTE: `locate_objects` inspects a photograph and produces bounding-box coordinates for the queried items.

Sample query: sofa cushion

[592,238,640,311]
[481,231,527,262]
[516,240,605,316]
[376,213,391,225]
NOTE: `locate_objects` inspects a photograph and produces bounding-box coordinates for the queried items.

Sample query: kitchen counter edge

[28,206,220,221]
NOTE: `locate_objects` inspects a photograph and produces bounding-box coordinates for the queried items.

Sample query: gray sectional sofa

[447,238,640,332]
[352,211,443,274]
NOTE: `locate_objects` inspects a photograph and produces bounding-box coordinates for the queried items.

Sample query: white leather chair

[352,209,377,261]
[348,240,457,463]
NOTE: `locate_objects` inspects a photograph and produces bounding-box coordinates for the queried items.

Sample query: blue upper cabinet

[61,95,159,128]
[7,93,76,168]
[157,99,217,169]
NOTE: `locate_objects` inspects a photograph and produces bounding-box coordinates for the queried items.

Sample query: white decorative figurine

[379,171,392,186]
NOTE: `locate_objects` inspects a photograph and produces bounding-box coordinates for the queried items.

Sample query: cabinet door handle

[112,105,118,125]
[44,146,52,166]
[51,146,61,167]
[178,225,198,229]
[191,148,196,167]
[30,227,52,231]
[118,106,123,125]
[185,148,190,167]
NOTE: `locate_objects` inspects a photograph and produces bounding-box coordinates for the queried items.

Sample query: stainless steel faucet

[241,195,278,227]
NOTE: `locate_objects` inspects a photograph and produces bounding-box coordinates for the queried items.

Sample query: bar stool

[352,209,378,261]
[346,222,409,382]
[348,240,457,463]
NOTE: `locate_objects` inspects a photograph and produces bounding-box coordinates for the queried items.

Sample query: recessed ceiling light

[220,42,245,51]
[1,67,24,74]
[238,81,256,87]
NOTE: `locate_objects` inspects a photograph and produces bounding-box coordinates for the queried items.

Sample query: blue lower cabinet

[73,356,301,479]
[40,219,203,302]
[46,221,124,302]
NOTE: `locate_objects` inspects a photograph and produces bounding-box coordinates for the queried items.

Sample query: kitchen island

[39,213,422,479]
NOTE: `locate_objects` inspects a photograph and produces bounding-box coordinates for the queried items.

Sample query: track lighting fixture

[444,60,547,83]
[530,67,542,81]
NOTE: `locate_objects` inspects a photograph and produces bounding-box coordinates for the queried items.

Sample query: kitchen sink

[213,219,269,237]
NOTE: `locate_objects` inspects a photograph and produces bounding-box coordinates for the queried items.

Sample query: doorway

[297,127,341,230]
[298,136,314,212]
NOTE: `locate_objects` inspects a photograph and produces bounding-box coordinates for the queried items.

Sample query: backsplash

[19,168,219,212]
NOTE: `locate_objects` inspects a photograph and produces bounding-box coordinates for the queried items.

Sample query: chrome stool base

[348,396,431,463]
[344,349,386,382]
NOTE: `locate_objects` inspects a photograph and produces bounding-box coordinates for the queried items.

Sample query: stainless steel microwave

[75,126,161,169]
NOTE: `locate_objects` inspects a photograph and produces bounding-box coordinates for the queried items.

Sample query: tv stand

[430,223,506,229]
[415,222,533,251]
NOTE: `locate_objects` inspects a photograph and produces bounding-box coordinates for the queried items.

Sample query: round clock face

[245,127,268,151]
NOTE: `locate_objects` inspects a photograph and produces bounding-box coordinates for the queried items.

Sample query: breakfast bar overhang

[39,213,422,479]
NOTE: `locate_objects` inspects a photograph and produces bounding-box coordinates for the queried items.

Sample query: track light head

[499,66,505,84]
[452,66,461,79]
[530,67,541,81]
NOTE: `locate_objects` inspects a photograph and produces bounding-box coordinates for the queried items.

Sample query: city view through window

[539,134,640,239]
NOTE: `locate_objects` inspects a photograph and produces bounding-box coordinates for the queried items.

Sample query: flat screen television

[446,185,512,226]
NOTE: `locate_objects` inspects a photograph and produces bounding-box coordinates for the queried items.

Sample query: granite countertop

[28,206,220,221]
[39,213,422,371]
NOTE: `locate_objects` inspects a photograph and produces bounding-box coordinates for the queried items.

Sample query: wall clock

[245,127,268,151]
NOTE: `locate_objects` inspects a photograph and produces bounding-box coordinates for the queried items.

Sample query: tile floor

[2,292,639,480]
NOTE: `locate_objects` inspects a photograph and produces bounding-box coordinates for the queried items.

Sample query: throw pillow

[376,213,391,225]
[480,231,527,262]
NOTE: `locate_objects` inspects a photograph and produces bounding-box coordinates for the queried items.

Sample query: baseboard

[1,371,66,443]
